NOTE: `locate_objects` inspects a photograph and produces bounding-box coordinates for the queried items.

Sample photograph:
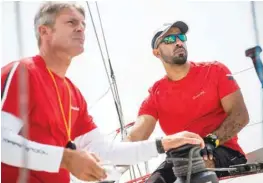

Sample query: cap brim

[153,21,188,49]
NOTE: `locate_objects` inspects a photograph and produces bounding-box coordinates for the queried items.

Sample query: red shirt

[1,55,97,183]
[139,61,244,154]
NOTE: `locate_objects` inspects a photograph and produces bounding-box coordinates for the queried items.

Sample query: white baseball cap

[151,21,188,49]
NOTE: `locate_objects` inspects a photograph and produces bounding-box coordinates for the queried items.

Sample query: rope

[167,146,207,183]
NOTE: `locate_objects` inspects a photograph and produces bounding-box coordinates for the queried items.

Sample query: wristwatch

[204,134,220,148]
[155,137,165,154]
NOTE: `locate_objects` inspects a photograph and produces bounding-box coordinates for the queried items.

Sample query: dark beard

[161,50,188,65]
[171,53,187,65]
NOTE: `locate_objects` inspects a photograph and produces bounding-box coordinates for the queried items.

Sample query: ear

[38,25,52,38]
[153,49,160,58]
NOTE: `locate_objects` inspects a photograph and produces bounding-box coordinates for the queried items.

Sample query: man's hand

[201,142,216,168]
[200,142,216,161]
[200,134,219,162]
[60,149,107,181]
[161,131,205,151]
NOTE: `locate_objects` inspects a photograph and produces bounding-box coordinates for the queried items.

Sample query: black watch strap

[155,138,165,154]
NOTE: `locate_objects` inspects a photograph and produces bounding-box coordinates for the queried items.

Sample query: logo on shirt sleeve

[226,74,235,80]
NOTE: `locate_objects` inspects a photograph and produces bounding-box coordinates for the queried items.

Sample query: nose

[76,23,85,32]
[175,37,184,47]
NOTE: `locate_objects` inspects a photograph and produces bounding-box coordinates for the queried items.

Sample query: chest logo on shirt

[192,90,205,100]
[71,106,80,111]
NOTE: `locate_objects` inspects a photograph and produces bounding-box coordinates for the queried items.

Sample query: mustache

[173,46,186,53]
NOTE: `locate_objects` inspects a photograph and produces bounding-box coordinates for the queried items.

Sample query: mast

[250,1,263,133]
[15,2,29,183]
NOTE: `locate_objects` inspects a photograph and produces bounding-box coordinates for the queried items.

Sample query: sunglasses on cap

[158,33,187,47]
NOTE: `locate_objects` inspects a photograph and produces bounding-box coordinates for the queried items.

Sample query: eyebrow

[68,17,86,27]
[82,20,86,27]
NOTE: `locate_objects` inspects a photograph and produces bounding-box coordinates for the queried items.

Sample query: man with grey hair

[1,2,205,183]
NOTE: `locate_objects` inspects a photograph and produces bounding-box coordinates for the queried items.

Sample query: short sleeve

[73,94,97,138]
[138,87,159,120]
[1,61,34,118]
[216,62,240,99]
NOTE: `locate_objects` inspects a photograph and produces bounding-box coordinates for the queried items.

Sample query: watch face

[207,134,219,147]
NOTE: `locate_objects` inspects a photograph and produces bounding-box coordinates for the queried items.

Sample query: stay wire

[86,2,126,138]
[95,2,125,125]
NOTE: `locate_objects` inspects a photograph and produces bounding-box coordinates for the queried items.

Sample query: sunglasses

[158,33,187,47]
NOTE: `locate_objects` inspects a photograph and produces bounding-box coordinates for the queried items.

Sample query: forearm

[96,139,158,165]
[74,128,158,165]
[2,130,64,172]
[213,112,248,145]
[125,115,157,142]
[2,111,64,172]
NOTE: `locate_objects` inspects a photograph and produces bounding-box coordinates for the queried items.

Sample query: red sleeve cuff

[138,95,158,120]
[216,62,240,99]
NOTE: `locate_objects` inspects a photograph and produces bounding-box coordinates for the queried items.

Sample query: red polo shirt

[1,55,97,183]
[139,61,244,154]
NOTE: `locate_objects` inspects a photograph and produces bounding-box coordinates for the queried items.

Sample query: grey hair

[34,1,85,47]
